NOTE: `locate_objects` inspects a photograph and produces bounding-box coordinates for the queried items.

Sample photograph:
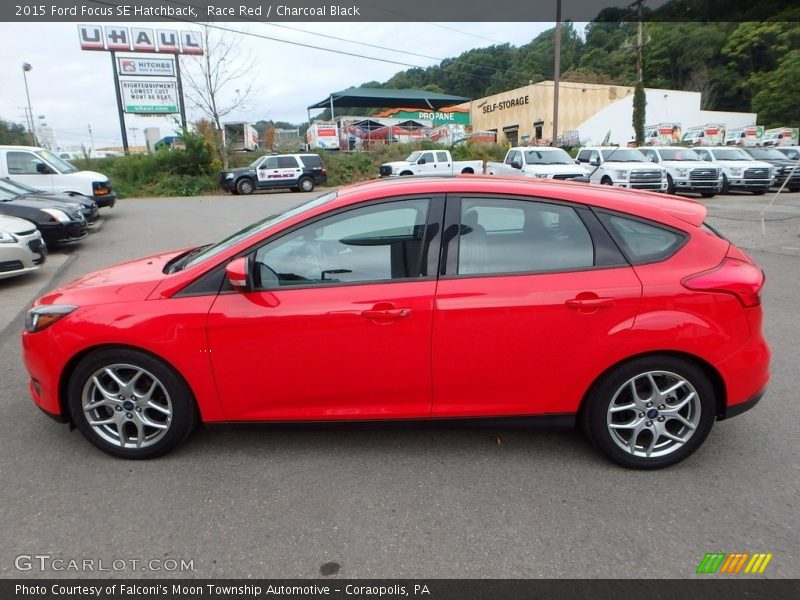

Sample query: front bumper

[674,178,723,193]
[617,181,668,192]
[728,178,772,191]
[0,235,46,280]
[92,191,117,208]
[40,220,88,246]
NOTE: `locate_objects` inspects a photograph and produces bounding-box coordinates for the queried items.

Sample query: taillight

[681,257,764,307]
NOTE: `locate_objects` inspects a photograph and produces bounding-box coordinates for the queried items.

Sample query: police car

[220,153,327,195]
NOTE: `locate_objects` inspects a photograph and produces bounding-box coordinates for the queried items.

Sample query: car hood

[35,249,186,308]
[381,161,413,169]
[221,166,256,177]
[659,160,719,170]
[603,161,663,170]
[526,164,588,174]
[711,159,771,169]
[0,214,37,234]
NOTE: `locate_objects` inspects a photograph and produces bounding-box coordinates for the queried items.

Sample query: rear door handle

[565,297,615,310]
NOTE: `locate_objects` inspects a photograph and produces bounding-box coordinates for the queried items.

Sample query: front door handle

[565,296,615,311]
[361,306,411,320]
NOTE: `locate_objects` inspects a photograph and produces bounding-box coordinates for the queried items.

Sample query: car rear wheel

[68,349,197,459]
[236,178,255,195]
[582,356,716,469]
[666,174,676,194]
[298,176,315,192]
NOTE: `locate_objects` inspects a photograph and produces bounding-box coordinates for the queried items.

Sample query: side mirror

[225,256,252,292]
[574,159,581,165]
[417,158,426,165]
[36,162,52,174]
[511,160,522,170]
[590,158,600,167]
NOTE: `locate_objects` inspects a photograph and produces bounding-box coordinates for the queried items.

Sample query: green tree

[0,119,29,145]
[751,49,800,127]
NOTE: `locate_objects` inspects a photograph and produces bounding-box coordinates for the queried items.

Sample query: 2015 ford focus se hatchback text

[22,177,770,468]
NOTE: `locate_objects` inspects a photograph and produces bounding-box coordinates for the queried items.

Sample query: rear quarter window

[300,155,324,169]
[599,212,687,264]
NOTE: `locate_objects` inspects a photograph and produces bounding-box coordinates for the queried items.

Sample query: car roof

[328,175,707,228]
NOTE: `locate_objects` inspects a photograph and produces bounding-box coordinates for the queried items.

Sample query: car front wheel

[68,348,197,459]
[582,356,716,469]
[236,178,255,195]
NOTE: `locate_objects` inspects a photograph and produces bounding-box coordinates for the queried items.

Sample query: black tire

[581,356,716,469]
[399,171,414,176]
[68,348,197,459]
[752,190,767,196]
[298,176,315,193]
[721,174,730,194]
[600,176,613,185]
[236,178,255,195]
[700,192,717,198]
[666,174,676,194]
[461,167,474,174]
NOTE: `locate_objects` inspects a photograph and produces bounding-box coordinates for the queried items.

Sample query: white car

[575,147,668,192]
[692,147,774,195]
[0,214,46,280]
[637,146,722,197]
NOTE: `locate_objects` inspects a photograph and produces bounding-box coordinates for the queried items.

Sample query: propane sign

[120,80,179,114]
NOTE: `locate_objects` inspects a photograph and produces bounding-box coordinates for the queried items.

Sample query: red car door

[431,195,642,417]
[207,197,442,421]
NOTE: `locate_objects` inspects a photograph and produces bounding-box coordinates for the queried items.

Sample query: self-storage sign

[120,80,179,114]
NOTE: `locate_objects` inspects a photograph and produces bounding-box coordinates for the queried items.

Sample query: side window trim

[440,194,600,278]
[246,195,445,292]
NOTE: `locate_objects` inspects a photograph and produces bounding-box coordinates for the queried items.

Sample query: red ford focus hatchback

[22,177,769,468]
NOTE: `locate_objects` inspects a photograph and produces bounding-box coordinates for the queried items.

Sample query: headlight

[0,230,17,244]
[729,168,742,176]
[675,168,689,177]
[41,208,71,223]
[24,305,78,333]
[614,170,629,179]
[225,173,234,180]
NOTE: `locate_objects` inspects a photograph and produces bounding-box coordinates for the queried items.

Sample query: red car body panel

[22,177,769,425]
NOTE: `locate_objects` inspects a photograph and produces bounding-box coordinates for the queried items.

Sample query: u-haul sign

[78,25,203,55]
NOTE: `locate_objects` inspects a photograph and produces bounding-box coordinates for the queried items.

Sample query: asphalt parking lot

[0,188,798,579]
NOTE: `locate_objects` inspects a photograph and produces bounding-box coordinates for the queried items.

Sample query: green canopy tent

[307,87,470,123]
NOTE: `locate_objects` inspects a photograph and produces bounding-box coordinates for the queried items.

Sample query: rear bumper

[720,390,764,420]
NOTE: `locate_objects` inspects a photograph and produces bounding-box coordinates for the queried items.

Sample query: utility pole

[129,126,140,150]
[636,0,644,83]
[87,124,95,156]
[551,0,561,147]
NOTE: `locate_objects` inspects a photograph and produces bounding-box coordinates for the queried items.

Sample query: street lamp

[21,62,37,146]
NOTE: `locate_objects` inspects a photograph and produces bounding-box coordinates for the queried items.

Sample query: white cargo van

[0,146,116,208]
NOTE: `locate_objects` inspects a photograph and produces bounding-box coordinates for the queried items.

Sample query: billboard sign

[120,80,179,114]
[78,24,203,54]
[118,57,175,77]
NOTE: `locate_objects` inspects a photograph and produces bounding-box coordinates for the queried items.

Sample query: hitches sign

[78,25,203,55]
[120,80,179,114]
[118,57,175,77]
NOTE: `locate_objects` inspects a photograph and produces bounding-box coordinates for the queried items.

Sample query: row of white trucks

[381,145,800,196]
[645,123,799,147]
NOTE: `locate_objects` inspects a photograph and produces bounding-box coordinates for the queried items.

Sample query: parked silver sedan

[0,214,46,280]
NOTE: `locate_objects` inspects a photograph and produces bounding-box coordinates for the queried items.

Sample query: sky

[0,21,556,151]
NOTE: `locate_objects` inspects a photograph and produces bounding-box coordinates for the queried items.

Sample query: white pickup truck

[0,146,116,208]
[379,150,482,177]
[486,147,588,180]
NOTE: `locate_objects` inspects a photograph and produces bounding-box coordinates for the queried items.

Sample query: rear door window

[299,155,323,169]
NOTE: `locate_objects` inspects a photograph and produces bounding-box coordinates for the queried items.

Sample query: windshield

[248,157,263,168]
[658,148,701,161]
[601,149,647,162]
[405,152,422,162]
[0,187,17,201]
[181,191,339,270]
[711,149,751,161]
[747,148,789,160]
[36,150,79,174]
[524,149,573,165]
